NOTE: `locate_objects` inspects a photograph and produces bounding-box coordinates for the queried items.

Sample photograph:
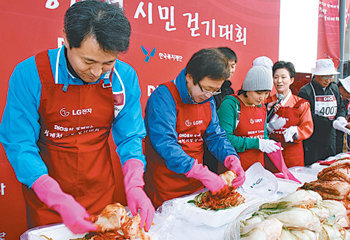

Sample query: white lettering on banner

[134,2,153,24]
[319,1,339,21]
[133,2,247,43]
[0,232,6,240]
[218,24,233,41]
[183,13,200,37]
[158,6,176,31]
[45,0,59,9]
[202,19,215,37]
[147,85,158,96]
[182,12,247,44]
[0,183,5,196]
[159,53,183,62]
[235,24,247,45]
[135,2,176,31]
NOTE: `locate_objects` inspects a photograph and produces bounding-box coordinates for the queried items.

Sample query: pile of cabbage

[240,190,350,240]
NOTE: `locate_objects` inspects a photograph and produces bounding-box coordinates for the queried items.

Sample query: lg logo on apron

[59,108,93,117]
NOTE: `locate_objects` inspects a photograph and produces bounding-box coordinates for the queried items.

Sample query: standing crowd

[1,0,350,235]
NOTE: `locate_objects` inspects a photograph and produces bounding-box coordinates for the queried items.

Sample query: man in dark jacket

[203,47,237,172]
[298,59,347,165]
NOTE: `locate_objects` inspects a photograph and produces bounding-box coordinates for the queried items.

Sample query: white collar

[277,90,292,106]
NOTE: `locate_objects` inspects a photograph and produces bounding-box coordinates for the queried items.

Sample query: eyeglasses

[319,75,335,81]
[198,81,221,96]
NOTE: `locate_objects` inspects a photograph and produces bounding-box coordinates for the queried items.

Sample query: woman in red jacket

[265,61,313,167]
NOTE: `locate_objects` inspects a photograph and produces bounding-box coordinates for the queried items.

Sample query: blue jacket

[144,69,238,174]
[0,47,146,187]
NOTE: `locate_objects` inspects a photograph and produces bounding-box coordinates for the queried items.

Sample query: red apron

[23,51,116,227]
[144,81,212,208]
[269,99,306,167]
[233,96,266,170]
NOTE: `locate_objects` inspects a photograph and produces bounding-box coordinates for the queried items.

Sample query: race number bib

[314,95,337,120]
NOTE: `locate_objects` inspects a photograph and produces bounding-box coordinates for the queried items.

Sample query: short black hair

[64,0,131,52]
[273,61,296,78]
[237,89,247,97]
[185,48,230,85]
[217,47,238,62]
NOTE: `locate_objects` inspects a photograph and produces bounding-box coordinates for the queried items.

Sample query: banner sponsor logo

[141,45,156,63]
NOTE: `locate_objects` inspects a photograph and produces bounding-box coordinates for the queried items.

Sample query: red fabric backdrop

[317,0,350,67]
[0,0,280,238]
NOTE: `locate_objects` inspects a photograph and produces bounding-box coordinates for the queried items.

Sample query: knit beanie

[252,56,273,70]
[242,66,273,91]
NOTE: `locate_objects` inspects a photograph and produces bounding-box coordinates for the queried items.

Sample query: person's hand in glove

[258,139,280,153]
[224,155,245,187]
[32,175,98,234]
[333,117,350,134]
[122,159,155,232]
[266,117,287,133]
[283,126,299,142]
[185,160,227,193]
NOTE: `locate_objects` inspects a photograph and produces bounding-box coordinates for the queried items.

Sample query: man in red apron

[299,59,346,165]
[144,48,245,208]
[0,1,154,234]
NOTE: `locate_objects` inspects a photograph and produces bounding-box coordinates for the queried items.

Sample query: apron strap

[35,51,55,85]
[162,81,181,105]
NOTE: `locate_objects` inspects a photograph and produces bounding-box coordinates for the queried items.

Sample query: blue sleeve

[0,58,48,187]
[111,65,146,168]
[204,100,238,164]
[145,85,194,174]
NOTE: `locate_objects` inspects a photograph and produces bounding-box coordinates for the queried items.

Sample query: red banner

[0,1,280,238]
[317,0,350,67]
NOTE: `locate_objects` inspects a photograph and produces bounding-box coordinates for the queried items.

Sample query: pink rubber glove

[185,160,227,193]
[122,159,155,232]
[32,175,97,234]
[267,142,301,184]
[224,155,246,187]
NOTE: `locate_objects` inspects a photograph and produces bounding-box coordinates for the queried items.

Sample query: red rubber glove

[122,159,155,232]
[224,155,246,187]
[185,160,227,193]
[32,175,97,234]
